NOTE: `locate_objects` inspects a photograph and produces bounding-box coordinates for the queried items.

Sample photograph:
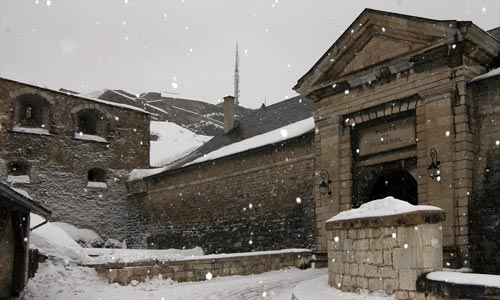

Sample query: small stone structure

[90,249,311,285]
[326,198,445,299]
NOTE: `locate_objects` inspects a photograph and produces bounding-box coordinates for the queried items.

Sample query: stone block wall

[469,77,500,274]
[0,78,150,240]
[326,209,445,300]
[91,249,312,285]
[128,133,315,252]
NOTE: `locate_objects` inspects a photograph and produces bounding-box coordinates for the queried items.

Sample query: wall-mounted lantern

[319,170,332,196]
[427,148,441,180]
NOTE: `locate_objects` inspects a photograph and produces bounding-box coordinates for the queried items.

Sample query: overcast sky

[1,0,499,108]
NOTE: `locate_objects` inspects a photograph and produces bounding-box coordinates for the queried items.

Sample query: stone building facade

[128,97,316,253]
[294,9,500,272]
[0,77,150,241]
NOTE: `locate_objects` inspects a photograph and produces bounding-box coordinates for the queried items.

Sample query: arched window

[87,168,107,188]
[6,161,30,184]
[77,109,102,135]
[16,94,50,128]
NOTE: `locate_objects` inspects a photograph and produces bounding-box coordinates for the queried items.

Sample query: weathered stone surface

[0,78,150,241]
[130,132,315,253]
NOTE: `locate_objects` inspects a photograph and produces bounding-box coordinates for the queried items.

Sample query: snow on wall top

[0,78,150,114]
[326,196,442,223]
[185,116,315,166]
[469,67,500,83]
[427,271,500,288]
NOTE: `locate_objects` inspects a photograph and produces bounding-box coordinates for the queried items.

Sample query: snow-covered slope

[150,121,211,167]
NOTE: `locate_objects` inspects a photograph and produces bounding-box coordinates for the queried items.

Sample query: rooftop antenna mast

[234,43,240,106]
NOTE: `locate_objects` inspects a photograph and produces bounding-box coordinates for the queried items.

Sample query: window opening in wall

[78,110,99,135]
[87,168,107,188]
[16,94,49,128]
[6,161,30,184]
[74,110,107,142]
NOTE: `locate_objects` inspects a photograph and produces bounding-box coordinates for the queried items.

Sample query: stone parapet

[326,205,445,299]
[89,249,312,285]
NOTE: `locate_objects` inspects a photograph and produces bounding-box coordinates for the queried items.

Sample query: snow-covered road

[19,261,327,300]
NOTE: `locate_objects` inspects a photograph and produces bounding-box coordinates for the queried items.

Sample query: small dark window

[7,161,29,176]
[88,168,107,182]
[77,110,101,135]
[17,94,49,127]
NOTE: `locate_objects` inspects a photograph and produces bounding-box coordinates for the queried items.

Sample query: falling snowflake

[445,131,450,137]
[280,129,288,138]
[296,197,302,204]
[205,272,213,280]
[172,82,178,89]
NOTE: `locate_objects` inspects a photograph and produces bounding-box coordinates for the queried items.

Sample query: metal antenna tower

[234,43,240,106]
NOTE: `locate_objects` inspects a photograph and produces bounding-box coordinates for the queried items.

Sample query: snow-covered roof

[129,96,314,181]
[469,67,500,83]
[0,182,51,217]
[0,77,150,114]
[185,117,314,166]
[326,197,443,223]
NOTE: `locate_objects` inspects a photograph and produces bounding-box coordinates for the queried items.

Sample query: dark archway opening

[368,170,418,205]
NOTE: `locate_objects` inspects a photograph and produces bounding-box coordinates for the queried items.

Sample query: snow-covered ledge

[73,132,107,143]
[325,197,445,300]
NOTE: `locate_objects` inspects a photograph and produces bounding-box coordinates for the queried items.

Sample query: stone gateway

[294,9,500,273]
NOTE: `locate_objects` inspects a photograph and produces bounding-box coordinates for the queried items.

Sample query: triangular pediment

[294,9,463,95]
[326,34,428,80]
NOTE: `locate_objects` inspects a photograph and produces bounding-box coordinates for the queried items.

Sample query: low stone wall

[90,249,311,285]
[326,209,446,300]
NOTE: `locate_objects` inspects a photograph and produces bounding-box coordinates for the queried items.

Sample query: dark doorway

[368,170,417,205]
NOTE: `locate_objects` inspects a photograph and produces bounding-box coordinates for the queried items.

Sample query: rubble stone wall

[0,78,150,240]
[326,209,445,300]
[128,133,315,253]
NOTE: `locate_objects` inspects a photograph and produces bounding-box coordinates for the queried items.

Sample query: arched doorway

[368,170,418,205]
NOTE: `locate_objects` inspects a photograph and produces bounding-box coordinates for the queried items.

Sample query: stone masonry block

[399,269,417,291]
[368,277,384,291]
[393,248,416,269]
[383,278,399,293]
[380,266,397,278]
[365,264,378,277]
[383,250,392,265]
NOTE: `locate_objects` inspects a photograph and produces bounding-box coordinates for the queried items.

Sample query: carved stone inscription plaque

[358,116,415,156]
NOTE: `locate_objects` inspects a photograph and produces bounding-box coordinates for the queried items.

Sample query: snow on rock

[30,213,90,264]
[52,222,104,248]
[10,186,32,199]
[186,116,315,166]
[291,274,394,300]
[7,175,31,184]
[12,126,51,135]
[470,67,500,82]
[150,121,211,167]
[327,196,442,223]
[427,271,500,288]
[74,132,107,143]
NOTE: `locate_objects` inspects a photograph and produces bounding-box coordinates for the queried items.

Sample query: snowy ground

[20,264,395,300]
[24,213,394,300]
